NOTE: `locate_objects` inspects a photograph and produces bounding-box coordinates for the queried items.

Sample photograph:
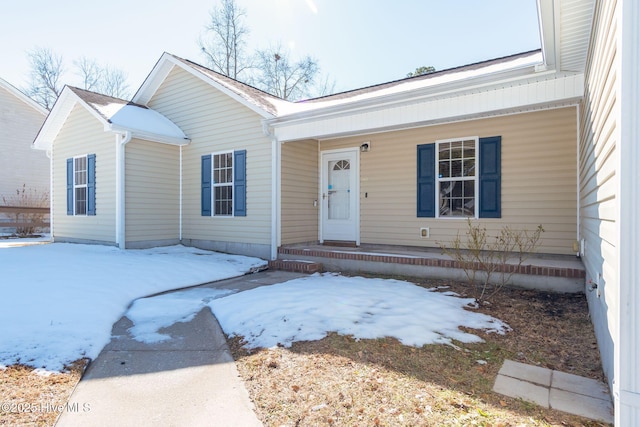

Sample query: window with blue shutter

[417,144,436,217]
[66,158,73,215]
[478,136,501,218]
[202,150,247,217]
[201,155,212,216]
[67,154,96,216]
[233,150,247,217]
[417,136,501,219]
[87,154,96,216]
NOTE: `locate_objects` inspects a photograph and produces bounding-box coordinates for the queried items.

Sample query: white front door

[321,149,359,243]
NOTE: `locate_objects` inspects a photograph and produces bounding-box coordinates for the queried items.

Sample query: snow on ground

[126,288,234,343]
[129,273,509,350]
[2,241,509,372]
[0,242,266,371]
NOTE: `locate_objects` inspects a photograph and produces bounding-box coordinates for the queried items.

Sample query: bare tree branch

[75,57,102,91]
[255,44,319,100]
[25,47,64,110]
[199,0,251,79]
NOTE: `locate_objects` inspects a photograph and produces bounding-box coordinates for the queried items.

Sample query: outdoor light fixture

[360,142,370,152]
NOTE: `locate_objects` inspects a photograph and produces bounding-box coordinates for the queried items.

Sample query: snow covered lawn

[0,242,266,371]
[1,241,509,373]
[128,273,510,350]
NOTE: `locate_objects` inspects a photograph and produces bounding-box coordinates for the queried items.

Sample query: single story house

[0,78,48,212]
[33,0,639,422]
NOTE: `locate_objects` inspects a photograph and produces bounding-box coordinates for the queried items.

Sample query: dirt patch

[229,278,610,426]
[0,359,86,426]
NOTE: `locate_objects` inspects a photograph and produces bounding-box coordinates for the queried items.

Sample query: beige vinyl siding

[281,140,319,244]
[579,0,618,388]
[147,66,272,248]
[0,86,48,202]
[125,138,180,246]
[318,107,577,255]
[52,105,116,244]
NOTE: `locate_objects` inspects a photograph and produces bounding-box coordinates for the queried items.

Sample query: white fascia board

[134,53,273,119]
[537,0,559,69]
[132,53,175,105]
[269,64,546,128]
[270,71,583,142]
[33,87,110,150]
[108,124,190,146]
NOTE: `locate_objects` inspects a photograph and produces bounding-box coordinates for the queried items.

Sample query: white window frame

[73,155,88,216]
[435,137,479,219]
[211,151,234,217]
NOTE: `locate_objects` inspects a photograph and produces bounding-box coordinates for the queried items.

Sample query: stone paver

[499,359,551,387]
[550,388,614,422]
[493,374,549,407]
[493,359,614,424]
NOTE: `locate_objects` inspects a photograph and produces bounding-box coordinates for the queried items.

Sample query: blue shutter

[479,136,501,218]
[201,155,212,216]
[66,158,73,215]
[417,144,436,217]
[233,150,247,217]
[87,154,96,216]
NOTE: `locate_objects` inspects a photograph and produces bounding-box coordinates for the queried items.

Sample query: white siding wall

[125,138,180,247]
[148,66,272,258]
[580,0,618,391]
[52,105,116,244]
[0,85,48,208]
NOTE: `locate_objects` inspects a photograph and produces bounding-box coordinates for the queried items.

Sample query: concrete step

[268,259,323,274]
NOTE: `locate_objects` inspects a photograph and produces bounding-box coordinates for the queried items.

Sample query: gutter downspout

[115,131,132,249]
[179,145,183,242]
[576,105,581,257]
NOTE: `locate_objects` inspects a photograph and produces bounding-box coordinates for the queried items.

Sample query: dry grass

[229,278,610,427]
[0,277,609,426]
[0,360,86,426]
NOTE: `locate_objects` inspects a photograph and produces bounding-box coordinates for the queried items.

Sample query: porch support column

[264,122,280,261]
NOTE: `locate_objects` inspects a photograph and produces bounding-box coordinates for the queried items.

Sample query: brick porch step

[268,259,323,274]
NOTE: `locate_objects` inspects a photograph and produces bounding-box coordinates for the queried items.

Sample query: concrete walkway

[493,359,613,424]
[56,270,306,427]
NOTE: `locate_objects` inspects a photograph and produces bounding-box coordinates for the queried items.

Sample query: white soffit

[558,0,596,72]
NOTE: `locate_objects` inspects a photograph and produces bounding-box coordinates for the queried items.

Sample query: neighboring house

[33,0,639,422]
[0,78,48,211]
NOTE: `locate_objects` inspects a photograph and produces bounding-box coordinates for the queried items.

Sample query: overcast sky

[0,0,541,97]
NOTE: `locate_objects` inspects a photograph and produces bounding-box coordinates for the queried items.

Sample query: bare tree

[75,56,102,91]
[75,57,129,99]
[311,74,337,99]
[254,45,319,101]
[199,0,251,80]
[25,47,64,110]
[99,66,129,99]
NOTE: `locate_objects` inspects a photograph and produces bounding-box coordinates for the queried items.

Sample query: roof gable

[34,86,188,150]
[0,77,47,116]
[133,53,284,118]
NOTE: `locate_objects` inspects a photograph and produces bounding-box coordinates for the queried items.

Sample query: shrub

[440,219,544,301]
[1,185,49,236]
